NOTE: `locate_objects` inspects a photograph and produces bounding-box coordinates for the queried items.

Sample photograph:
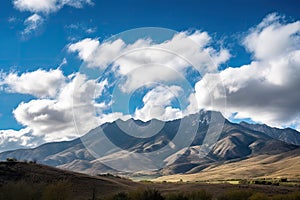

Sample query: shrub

[6,158,17,162]
[29,159,37,164]
[280,178,287,182]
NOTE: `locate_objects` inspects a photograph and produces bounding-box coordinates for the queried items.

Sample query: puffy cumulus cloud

[194,13,300,129]
[68,30,230,93]
[13,0,93,14]
[0,67,128,149]
[134,85,183,121]
[192,73,226,111]
[0,128,43,152]
[12,73,109,142]
[0,68,65,98]
[68,38,126,69]
[14,0,58,13]
[13,0,93,37]
[243,13,300,60]
[13,99,76,141]
[68,38,100,61]
[221,52,300,127]
[22,13,44,35]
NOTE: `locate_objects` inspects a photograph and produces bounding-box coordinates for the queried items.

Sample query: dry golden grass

[1,160,299,199]
[0,161,139,200]
[154,149,300,182]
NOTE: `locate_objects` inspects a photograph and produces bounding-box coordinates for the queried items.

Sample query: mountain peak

[0,111,299,176]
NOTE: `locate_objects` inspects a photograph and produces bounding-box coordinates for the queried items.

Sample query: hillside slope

[155,148,300,182]
[0,161,138,200]
[0,111,299,179]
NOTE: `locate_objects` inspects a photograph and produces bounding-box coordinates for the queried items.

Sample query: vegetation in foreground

[1,181,300,200]
[1,160,300,200]
[0,181,73,200]
[105,189,300,200]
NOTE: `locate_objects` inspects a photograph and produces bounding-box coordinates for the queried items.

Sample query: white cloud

[134,85,183,121]
[13,0,93,14]
[194,13,300,129]
[8,71,121,144]
[0,68,65,98]
[69,30,230,93]
[0,66,128,150]
[14,0,59,13]
[243,13,300,60]
[22,13,44,35]
[68,38,100,61]
[12,73,99,142]
[0,128,41,152]
[13,99,75,141]
[13,0,93,37]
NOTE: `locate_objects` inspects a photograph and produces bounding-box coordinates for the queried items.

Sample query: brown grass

[1,160,299,199]
[154,150,300,182]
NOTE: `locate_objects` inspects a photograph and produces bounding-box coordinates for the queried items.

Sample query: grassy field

[1,161,300,200]
[1,180,300,200]
[154,151,300,182]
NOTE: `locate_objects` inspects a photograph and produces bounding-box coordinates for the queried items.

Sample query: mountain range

[1,110,299,180]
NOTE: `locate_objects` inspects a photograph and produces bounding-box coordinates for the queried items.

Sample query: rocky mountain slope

[0,111,299,178]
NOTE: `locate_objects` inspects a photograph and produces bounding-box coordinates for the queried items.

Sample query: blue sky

[0,0,300,152]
